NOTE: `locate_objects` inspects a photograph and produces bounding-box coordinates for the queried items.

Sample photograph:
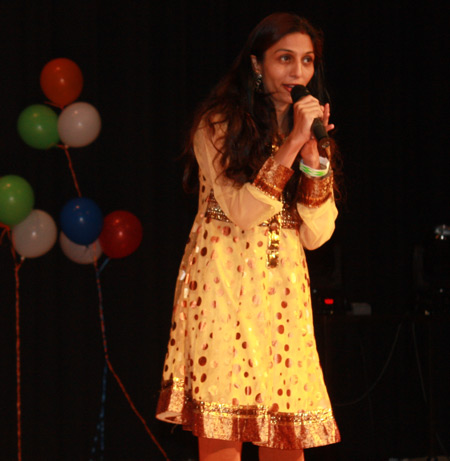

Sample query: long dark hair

[183,12,338,205]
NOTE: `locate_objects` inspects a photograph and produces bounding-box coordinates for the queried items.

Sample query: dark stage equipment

[414,224,450,314]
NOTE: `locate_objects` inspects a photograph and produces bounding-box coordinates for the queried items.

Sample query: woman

[156,12,341,461]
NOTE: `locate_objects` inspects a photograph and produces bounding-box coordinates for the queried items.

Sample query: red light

[324,298,334,305]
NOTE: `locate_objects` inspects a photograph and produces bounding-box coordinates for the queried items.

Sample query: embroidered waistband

[204,191,300,230]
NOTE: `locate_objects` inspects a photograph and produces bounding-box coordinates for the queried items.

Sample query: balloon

[17,104,59,150]
[12,209,57,258]
[0,175,34,226]
[60,197,103,245]
[58,102,101,147]
[99,211,143,259]
[59,232,102,264]
[40,58,83,107]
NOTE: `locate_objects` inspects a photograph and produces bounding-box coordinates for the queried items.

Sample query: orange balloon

[40,58,83,107]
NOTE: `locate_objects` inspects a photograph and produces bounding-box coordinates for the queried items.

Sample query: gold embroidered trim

[266,213,281,268]
[205,191,300,230]
[252,157,293,200]
[298,172,334,208]
[156,379,341,450]
[204,193,232,223]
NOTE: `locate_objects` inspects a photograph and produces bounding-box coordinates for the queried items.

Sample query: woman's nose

[290,59,303,78]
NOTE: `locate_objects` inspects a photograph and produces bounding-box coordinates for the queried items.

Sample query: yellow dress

[156,121,341,450]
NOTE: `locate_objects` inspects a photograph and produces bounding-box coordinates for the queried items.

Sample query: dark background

[1,1,449,460]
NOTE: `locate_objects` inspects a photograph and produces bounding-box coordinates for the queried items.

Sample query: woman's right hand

[290,94,324,147]
[273,95,326,170]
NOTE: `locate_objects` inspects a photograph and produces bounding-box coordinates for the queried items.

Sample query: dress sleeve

[296,172,338,250]
[193,122,293,230]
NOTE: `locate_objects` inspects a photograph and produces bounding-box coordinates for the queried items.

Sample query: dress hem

[156,379,341,450]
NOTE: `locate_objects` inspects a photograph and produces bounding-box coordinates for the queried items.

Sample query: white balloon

[58,102,101,147]
[12,209,57,258]
[59,232,102,264]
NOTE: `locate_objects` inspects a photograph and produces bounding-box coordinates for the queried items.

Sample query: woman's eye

[280,55,292,62]
[303,56,314,64]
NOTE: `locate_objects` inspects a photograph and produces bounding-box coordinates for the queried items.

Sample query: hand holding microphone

[291,85,333,158]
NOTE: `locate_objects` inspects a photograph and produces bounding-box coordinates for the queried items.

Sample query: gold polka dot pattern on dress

[156,188,340,450]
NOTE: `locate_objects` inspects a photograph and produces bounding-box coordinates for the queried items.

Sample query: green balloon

[0,175,35,226]
[17,104,59,150]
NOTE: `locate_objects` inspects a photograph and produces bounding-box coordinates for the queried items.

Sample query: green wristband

[299,157,330,177]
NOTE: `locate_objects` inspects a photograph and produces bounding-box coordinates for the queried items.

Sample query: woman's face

[251,32,315,113]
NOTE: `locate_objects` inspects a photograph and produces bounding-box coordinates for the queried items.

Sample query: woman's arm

[298,198,337,250]
[297,170,337,250]
[194,122,292,230]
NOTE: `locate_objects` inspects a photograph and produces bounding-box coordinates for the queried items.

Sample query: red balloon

[40,58,83,107]
[99,211,143,259]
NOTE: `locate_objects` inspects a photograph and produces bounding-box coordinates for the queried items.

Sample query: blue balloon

[60,197,103,245]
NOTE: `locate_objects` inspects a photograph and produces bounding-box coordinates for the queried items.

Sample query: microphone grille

[291,85,310,103]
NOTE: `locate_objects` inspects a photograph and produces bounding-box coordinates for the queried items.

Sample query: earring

[255,73,263,93]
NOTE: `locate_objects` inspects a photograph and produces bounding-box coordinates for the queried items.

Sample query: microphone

[291,85,332,157]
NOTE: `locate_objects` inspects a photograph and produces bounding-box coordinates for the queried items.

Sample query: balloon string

[90,362,107,460]
[93,261,170,461]
[58,145,82,197]
[98,257,110,274]
[1,223,10,243]
[14,259,23,461]
[6,228,25,461]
